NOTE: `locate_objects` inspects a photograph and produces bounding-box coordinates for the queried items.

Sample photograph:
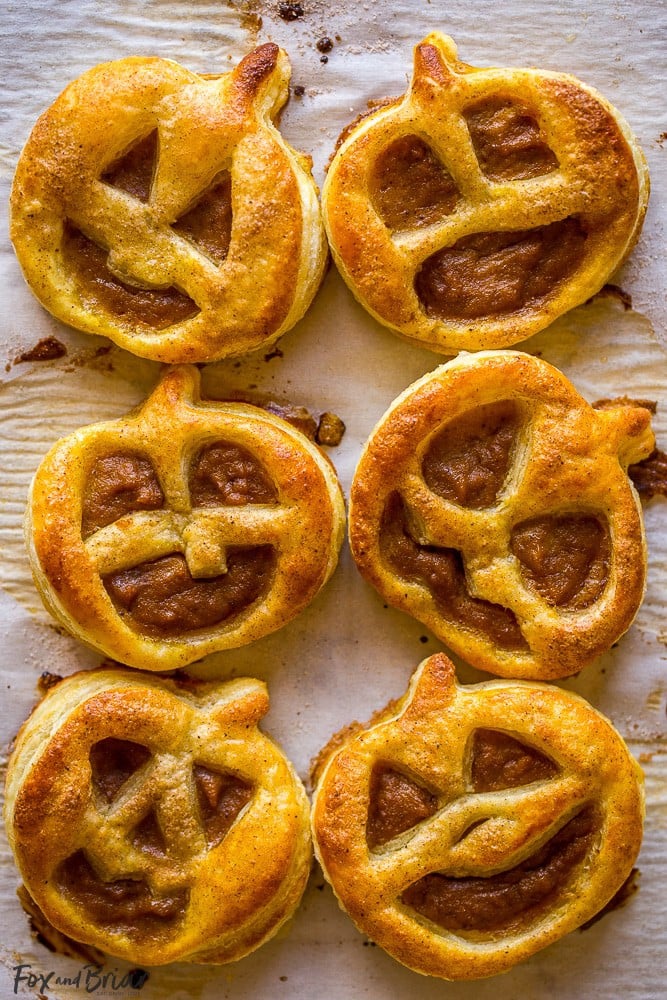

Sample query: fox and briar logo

[12,963,149,995]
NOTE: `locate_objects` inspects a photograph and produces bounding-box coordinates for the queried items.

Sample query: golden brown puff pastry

[322,33,649,353]
[25,365,345,671]
[4,668,312,966]
[349,350,654,680]
[9,45,327,363]
[311,652,644,981]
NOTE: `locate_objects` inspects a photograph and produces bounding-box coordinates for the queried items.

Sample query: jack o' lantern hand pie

[323,32,649,353]
[349,350,655,680]
[25,365,345,672]
[4,669,312,966]
[311,652,644,981]
[10,44,327,363]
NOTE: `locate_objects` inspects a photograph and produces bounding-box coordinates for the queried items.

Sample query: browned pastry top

[10,45,327,362]
[311,652,644,980]
[349,350,654,680]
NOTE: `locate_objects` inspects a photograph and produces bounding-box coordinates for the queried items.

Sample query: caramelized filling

[465,97,558,181]
[402,806,597,933]
[172,171,233,266]
[58,851,187,928]
[193,764,253,848]
[130,811,168,858]
[104,549,275,635]
[367,766,438,849]
[415,218,587,320]
[82,452,164,538]
[101,130,158,202]
[510,514,610,608]
[189,442,278,507]
[89,738,152,804]
[381,494,527,650]
[371,134,459,230]
[61,224,199,328]
[422,401,520,508]
[470,729,558,792]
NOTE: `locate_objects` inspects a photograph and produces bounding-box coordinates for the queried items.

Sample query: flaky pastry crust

[311,652,644,980]
[10,45,327,362]
[4,669,312,965]
[25,365,345,671]
[323,33,649,353]
[349,350,654,679]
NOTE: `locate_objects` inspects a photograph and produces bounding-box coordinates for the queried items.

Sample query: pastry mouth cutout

[9,44,327,362]
[322,32,649,353]
[310,652,644,980]
[349,350,654,680]
[25,365,345,671]
[4,670,312,966]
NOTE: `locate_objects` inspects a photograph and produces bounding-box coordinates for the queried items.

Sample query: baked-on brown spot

[101,130,158,203]
[470,729,558,792]
[172,171,233,266]
[465,97,559,181]
[89,738,152,804]
[15,336,67,363]
[422,401,520,508]
[415,218,587,320]
[61,223,199,329]
[104,549,275,635]
[367,766,438,849]
[189,442,278,507]
[381,493,527,651]
[57,850,188,928]
[402,806,597,933]
[510,514,611,609]
[371,135,459,231]
[628,448,667,501]
[82,452,164,538]
[193,764,253,848]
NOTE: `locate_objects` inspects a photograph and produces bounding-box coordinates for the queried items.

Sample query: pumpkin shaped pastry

[10,44,327,362]
[311,652,644,980]
[349,350,654,680]
[323,32,649,353]
[4,669,312,965]
[25,365,345,671]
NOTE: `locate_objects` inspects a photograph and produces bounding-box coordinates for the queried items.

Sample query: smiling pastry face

[349,350,654,680]
[4,670,312,966]
[323,33,649,353]
[25,365,345,671]
[9,45,327,362]
[311,653,644,980]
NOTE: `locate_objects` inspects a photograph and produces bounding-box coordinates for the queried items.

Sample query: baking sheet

[1,1,666,997]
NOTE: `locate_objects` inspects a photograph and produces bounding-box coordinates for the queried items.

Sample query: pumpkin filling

[464,97,559,182]
[89,738,152,804]
[402,805,597,934]
[380,493,527,650]
[57,850,188,930]
[101,130,158,203]
[414,217,587,320]
[371,134,459,230]
[189,441,278,507]
[172,171,233,266]
[422,401,520,508]
[193,764,253,848]
[367,766,439,849]
[62,223,199,329]
[510,513,610,608]
[82,452,164,538]
[104,549,275,635]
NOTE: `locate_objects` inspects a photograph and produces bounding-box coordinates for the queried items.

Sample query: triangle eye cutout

[470,729,558,793]
[172,171,233,267]
[464,98,559,182]
[367,765,438,849]
[370,135,460,232]
[89,738,152,804]
[193,764,253,848]
[131,809,168,858]
[101,130,158,203]
[189,441,279,508]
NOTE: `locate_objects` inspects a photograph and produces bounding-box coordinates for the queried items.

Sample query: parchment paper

[1,2,666,997]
